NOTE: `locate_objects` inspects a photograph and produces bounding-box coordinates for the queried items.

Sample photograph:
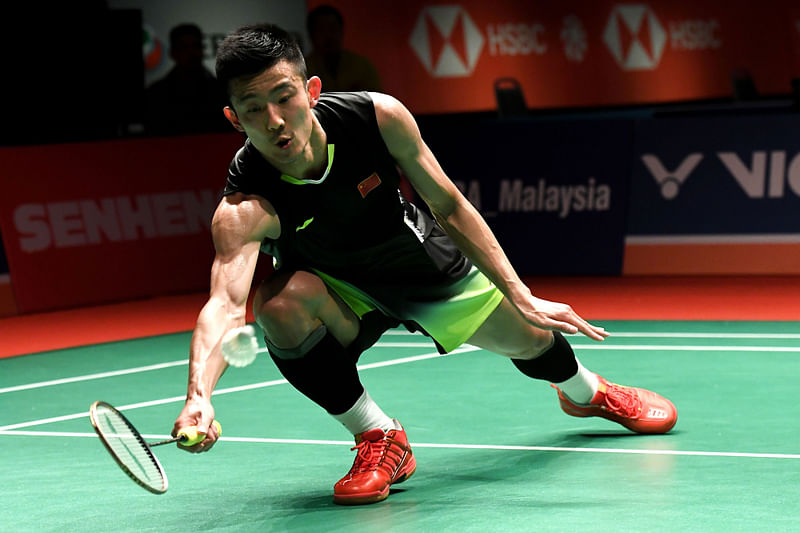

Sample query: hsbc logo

[410,6,484,77]
[604,5,722,71]
[410,6,551,78]
[603,5,667,70]
[642,152,800,200]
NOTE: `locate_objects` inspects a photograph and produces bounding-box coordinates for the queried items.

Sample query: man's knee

[254,271,328,347]
[265,325,328,359]
[515,330,556,360]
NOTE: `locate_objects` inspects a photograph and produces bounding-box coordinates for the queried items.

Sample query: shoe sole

[333,461,417,505]
[560,398,678,434]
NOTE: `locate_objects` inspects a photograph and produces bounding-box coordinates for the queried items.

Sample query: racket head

[89,401,169,494]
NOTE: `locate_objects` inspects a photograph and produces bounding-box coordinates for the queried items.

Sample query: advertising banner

[0,133,246,313]
[310,0,798,113]
[627,114,800,274]
[420,117,633,275]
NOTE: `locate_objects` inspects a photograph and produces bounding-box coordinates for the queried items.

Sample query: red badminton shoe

[333,422,416,505]
[553,375,677,434]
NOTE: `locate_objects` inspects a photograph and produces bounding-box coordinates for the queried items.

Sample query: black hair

[306,5,344,36]
[169,23,202,48]
[215,23,307,101]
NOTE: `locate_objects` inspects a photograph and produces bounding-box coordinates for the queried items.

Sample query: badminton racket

[89,400,221,494]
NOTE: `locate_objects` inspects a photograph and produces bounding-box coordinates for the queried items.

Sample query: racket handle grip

[178,420,222,446]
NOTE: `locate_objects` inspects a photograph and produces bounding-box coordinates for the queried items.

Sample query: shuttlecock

[221,325,259,367]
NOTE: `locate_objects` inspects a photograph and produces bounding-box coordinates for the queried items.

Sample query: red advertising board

[309,0,799,113]
[0,133,246,313]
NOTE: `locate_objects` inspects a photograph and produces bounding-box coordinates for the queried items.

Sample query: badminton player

[172,23,677,505]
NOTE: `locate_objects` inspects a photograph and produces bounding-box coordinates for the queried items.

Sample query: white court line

[1,430,798,460]
[0,341,440,395]
[570,345,800,352]
[386,330,800,340]
[4,328,798,395]
[2,339,796,396]
[0,360,189,394]
[596,332,800,340]
[0,346,478,432]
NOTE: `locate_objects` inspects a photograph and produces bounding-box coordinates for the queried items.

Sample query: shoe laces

[601,384,641,418]
[349,432,404,476]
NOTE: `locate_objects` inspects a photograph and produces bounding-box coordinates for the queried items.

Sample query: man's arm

[173,193,278,451]
[371,92,606,341]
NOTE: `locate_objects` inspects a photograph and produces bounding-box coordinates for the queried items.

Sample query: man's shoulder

[213,192,278,244]
[318,90,373,110]
[228,139,257,176]
[225,140,279,195]
[315,91,376,131]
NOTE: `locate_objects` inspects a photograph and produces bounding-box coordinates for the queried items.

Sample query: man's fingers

[576,320,609,341]
[555,312,609,342]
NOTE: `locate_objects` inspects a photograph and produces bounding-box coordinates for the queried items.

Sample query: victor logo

[642,151,800,199]
[641,153,703,199]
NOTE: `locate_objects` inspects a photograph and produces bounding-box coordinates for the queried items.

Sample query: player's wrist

[506,282,533,305]
[186,389,210,403]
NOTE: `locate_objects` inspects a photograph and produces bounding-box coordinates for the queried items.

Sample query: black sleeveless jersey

[223,91,469,287]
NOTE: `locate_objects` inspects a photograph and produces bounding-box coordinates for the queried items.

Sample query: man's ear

[307,76,322,107]
[223,106,245,132]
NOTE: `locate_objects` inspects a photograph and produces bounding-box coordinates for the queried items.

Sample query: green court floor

[1,321,799,532]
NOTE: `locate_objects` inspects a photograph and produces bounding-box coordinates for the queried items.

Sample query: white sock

[331,389,396,435]
[555,359,599,404]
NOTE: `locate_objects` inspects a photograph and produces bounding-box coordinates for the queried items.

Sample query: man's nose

[266,105,284,132]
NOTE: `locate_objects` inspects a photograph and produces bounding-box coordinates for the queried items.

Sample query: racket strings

[94,406,165,491]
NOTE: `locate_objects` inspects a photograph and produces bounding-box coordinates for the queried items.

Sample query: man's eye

[247,106,263,113]
[278,95,290,104]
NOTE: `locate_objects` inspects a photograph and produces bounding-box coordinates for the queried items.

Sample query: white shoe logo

[647,407,668,419]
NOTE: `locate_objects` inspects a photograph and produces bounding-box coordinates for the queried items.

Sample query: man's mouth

[276,136,292,149]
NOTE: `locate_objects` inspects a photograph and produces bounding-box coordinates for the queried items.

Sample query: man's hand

[520,295,609,341]
[173,398,220,453]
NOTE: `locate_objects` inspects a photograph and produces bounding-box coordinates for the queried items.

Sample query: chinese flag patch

[357,172,382,198]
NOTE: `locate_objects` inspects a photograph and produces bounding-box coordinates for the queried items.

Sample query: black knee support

[264,325,328,359]
[511,331,578,383]
[267,326,364,415]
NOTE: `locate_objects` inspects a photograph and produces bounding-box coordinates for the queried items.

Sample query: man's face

[226,60,319,166]
[171,34,204,69]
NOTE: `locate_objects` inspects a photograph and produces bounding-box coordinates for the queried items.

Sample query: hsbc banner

[0,133,245,313]
[627,115,800,274]
[309,0,798,113]
[419,117,633,275]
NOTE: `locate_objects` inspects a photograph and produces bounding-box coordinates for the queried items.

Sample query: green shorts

[312,266,504,353]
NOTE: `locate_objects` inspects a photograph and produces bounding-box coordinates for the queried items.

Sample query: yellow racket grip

[178,420,222,446]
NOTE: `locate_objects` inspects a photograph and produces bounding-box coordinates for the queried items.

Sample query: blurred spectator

[1,4,144,145]
[0,230,8,275]
[145,23,228,136]
[305,5,381,93]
